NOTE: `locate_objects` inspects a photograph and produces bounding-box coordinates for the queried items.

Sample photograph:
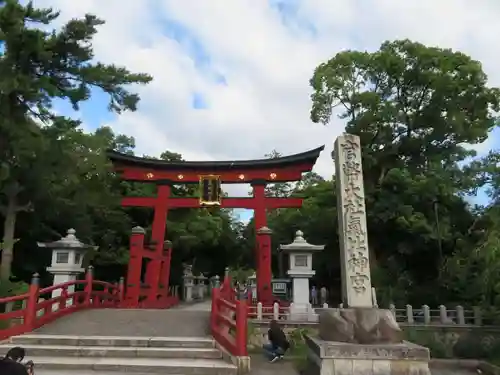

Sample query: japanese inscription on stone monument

[334,134,373,307]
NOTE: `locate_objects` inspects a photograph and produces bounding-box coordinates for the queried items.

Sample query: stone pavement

[34,307,211,337]
[173,299,212,311]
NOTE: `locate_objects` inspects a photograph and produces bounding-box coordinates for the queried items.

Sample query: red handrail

[0,266,124,340]
[210,276,248,357]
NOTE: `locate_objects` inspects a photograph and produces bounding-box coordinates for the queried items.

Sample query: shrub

[405,328,450,358]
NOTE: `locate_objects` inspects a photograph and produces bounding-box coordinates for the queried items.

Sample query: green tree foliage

[290,39,500,305]
[0,0,152,279]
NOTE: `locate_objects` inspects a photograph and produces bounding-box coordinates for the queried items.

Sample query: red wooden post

[118,277,125,306]
[256,226,273,304]
[59,287,68,311]
[211,287,220,333]
[252,183,265,295]
[253,183,274,304]
[24,273,40,331]
[84,265,94,306]
[161,240,173,300]
[235,299,248,356]
[126,226,145,308]
[147,185,171,304]
[222,272,231,294]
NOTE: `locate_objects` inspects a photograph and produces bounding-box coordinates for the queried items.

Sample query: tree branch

[17,202,33,213]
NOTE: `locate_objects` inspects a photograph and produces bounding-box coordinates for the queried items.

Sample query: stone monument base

[290,303,314,321]
[304,335,431,375]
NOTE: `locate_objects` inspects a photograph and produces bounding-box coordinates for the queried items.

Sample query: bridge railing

[0,266,122,340]
[210,276,248,357]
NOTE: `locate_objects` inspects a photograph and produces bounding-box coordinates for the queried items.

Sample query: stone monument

[334,134,372,308]
[305,134,430,375]
[280,230,324,320]
[38,229,95,307]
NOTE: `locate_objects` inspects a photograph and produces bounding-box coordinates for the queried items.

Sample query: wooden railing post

[24,273,40,331]
[406,304,414,324]
[422,305,431,324]
[273,302,279,320]
[84,266,94,306]
[456,305,465,325]
[473,306,482,325]
[257,302,263,320]
[59,287,68,311]
[211,287,220,332]
[235,299,248,356]
[439,305,448,323]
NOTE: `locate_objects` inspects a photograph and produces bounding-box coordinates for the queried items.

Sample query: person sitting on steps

[262,319,290,363]
[0,347,31,375]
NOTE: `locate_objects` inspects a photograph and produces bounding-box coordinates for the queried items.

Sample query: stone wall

[248,320,500,359]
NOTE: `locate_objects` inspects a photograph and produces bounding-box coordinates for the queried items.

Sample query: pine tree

[0,0,152,279]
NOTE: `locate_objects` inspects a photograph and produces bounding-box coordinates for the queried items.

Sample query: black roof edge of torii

[106,145,325,171]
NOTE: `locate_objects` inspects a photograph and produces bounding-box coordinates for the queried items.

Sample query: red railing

[135,287,179,309]
[210,277,248,357]
[0,266,123,340]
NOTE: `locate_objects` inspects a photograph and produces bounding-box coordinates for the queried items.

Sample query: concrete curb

[479,361,500,375]
[428,358,500,375]
[429,358,479,369]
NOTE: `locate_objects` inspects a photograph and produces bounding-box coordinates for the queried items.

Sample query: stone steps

[0,344,222,359]
[13,356,236,374]
[1,334,237,375]
[9,334,215,348]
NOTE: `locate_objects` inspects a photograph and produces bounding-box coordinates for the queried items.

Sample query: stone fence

[249,302,485,326]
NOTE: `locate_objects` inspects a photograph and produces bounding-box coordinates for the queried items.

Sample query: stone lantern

[198,273,207,299]
[183,264,194,302]
[38,229,96,304]
[280,230,324,319]
[247,272,257,302]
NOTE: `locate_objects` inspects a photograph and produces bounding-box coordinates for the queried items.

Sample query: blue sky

[38,0,500,223]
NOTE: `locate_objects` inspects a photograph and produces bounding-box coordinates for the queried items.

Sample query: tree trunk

[1,193,17,280]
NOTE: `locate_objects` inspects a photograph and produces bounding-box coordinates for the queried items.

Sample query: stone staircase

[0,303,237,374]
[1,334,236,374]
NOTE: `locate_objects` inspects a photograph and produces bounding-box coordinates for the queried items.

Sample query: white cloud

[33,0,500,190]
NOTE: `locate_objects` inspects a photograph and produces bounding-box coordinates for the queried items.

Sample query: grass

[287,328,313,372]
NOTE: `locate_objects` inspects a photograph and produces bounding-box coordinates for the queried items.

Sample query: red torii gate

[107,146,324,306]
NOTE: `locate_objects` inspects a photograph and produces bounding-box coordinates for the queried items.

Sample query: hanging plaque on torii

[199,175,222,206]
